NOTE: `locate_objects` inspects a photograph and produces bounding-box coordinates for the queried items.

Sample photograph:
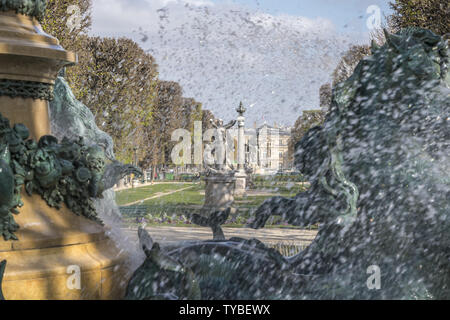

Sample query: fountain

[0,1,140,299]
[189,103,253,239]
[0,1,447,300]
[127,28,449,300]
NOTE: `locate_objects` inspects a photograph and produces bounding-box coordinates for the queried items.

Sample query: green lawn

[142,184,205,206]
[251,181,309,194]
[117,181,313,229]
[115,183,195,206]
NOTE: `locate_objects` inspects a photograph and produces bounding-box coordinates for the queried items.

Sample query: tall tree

[42,0,92,45]
[201,109,216,131]
[181,98,203,132]
[332,45,371,87]
[288,110,326,165]
[319,83,332,112]
[389,0,450,35]
[75,36,158,163]
[148,81,184,166]
[41,0,92,98]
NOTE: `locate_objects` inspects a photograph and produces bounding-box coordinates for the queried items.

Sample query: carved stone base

[201,172,236,217]
[234,170,247,197]
[0,11,76,85]
[0,193,130,300]
[0,8,127,300]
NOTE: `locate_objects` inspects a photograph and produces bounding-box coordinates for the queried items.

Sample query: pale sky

[91,0,392,126]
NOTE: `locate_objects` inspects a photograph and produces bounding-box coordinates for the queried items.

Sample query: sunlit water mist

[49,77,145,272]
[94,190,145,271]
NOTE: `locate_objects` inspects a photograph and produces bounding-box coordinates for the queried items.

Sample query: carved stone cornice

[0,79,53,100]
[0,10,76,87]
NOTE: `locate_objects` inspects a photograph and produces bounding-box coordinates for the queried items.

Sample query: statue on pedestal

[190,118,237,240]
[206,118,236,173]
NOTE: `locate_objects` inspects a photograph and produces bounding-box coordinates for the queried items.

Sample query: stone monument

[0,1,129,299]
[190,118,237,240]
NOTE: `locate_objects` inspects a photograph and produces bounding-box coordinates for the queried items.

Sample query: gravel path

[122,226,317,247]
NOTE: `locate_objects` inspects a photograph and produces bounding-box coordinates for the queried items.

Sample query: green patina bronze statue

[125,227,201,300]
[0,112,112,240]
[0,0,47,20]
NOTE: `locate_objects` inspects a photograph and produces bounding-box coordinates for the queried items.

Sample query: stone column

[234,102,247,196]
[237,117,245,170]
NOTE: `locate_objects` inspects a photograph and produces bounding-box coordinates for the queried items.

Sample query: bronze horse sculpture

[126,28,449,300]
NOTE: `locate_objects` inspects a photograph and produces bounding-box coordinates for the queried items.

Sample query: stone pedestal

[1,194,129,300]
[0,10,129,299]
[201,173,236,216]
[234,170,247,197]
[190,172,236,240]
